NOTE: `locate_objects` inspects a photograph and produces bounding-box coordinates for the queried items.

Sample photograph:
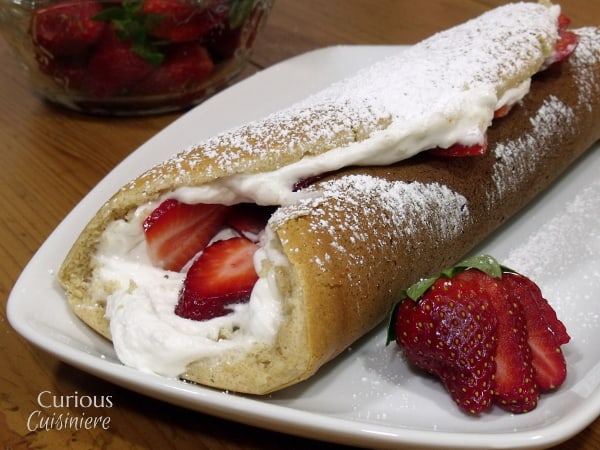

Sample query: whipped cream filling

[95,207,284,377]
[172,80,532,207]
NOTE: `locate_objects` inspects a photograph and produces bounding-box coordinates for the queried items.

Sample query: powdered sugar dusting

[490,95,575,203]
[570,27,600,112]
[490,27,600,205]
[304,3,559,130]
[271,175,469,273]
[134,2,559,203]
[503,179,600,330]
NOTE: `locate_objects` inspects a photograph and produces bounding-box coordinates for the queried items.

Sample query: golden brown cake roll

[58,2,600,394]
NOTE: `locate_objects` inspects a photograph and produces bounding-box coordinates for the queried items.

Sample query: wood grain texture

[1,1,599,448]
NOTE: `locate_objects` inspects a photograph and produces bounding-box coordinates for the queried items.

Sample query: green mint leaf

[404,276,438,301]
[387,254,508,346]
[93,0,165,66]
[92,6,128,22]
[401,254,503,302]
[133,42,164,65]
[385,302,401,346]
[229,0,255,28]
[448,254,503,279]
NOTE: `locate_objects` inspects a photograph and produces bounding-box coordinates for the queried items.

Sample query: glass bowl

[0,0,273,115]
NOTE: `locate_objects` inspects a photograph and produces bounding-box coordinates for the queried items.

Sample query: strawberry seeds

[389,255,570,415]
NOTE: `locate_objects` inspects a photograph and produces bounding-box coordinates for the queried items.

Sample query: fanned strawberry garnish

[143,199,230,272]
[175,237,259,321]
[389,255,569,415]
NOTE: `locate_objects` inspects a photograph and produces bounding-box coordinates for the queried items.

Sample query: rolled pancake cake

[59,3,600,394]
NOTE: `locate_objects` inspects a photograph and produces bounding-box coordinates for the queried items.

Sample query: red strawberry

[175,237,259,321]
[428,138,488,157]
[552,29,580,64]
[143,199,230,272]
[394,272,498,415]
[31,0,105,57]
[134,42,214,95]
[86,26,157,97]
[292,174,326,192]
[493,104,513,119]
[389,255,569,415]
[142,0,228,43]
[550,14,579,65]
[459,269,539,413]
[503,272,569,391]
[226,204,275,242]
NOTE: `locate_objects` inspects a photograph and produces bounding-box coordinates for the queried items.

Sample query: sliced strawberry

[143,199,230,272]
[554,14,580,64]
[427,139,488,157]
[175,237,259,321]
[31,0,105,57]
[134,42,214,95]
[516,274,570,345]
[226,204,275,242]
[553,29,580,64]
[292,174,326,192]
[394,271,498,415]
[142,0,228,42]
[503,272,569,391]
[389,255,569,415]
[493,104,513,119]
[459,269,540,413]
[542,14,579,68]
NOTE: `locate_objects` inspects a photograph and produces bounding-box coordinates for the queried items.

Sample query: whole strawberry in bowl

[0,0,273,115]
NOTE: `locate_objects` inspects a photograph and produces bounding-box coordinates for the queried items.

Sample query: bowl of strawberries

[0,0,272,115]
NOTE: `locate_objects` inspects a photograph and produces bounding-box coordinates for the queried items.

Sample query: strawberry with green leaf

[133,42,214,96]
[389,255,569,415]
[86,24,158,97]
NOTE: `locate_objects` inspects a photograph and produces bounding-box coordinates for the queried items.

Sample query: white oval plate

[7,45,600,449]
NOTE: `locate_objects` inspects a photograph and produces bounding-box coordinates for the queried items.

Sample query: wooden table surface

[1,1,599,449]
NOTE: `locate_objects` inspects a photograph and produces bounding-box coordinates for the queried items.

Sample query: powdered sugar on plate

[503,178,600,331]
